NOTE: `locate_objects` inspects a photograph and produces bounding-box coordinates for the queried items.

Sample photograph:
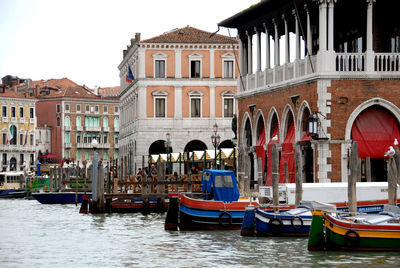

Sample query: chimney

[35,85,39,97]
[135,32,141,42]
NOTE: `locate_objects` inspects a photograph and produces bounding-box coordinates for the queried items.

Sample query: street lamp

[165,133,172,174]
[211,123,221,169]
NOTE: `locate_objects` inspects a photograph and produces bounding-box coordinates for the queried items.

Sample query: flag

[6,127,13,144]
[24,132,28,145]
[125,65,134,83]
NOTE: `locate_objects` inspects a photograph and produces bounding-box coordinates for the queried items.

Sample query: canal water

[1,199,399,268]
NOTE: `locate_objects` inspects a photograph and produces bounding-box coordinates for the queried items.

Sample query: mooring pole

[348,142,359,214]
[272,144,279,213]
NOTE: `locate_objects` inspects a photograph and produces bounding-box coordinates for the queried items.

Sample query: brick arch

[296,101,312,141]
[254,109,266,144]
[345,98,400,141]
[240,112,253,147]
[266,107,280,143]
[281,104,296,143]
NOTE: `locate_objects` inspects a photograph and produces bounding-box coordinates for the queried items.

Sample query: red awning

[279,123,295,183]
[39,153,59,159]
[352,107,400,158]
[256,128,266,174]
[266,126,279,186]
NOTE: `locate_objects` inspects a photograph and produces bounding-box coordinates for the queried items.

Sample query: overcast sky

[0,0,258,88]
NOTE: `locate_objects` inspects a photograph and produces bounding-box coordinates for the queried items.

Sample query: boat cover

[201,169,240,203]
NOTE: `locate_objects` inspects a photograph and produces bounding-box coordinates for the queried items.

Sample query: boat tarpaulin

[201,169,240,203]
[256,128,266,175]
[266,126,279,186]
[352,107,400,158]
[279,123,295,183]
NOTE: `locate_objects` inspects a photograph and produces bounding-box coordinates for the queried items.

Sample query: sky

[0,0,259,89]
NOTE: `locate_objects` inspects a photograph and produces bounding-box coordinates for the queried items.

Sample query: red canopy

[266,126,279,186]
[256,128,266,175]
[279,123,295,183]
[352,107,400,158]
[39,153,59,159]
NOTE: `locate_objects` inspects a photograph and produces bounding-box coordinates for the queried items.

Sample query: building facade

[118,26,239,174]
[219,0,400,187]
[19,78,120,166]
[0,78,37,172]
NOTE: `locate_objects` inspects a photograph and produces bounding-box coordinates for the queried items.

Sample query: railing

[64,125,71,131]
[2,117,8,123]
[76,126,83,131]
[85,126,101,131]
[375,53,400,72]
[103,126,109,132]
[336,53,365,72]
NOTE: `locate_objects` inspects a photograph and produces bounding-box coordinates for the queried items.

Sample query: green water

[0,199,399,267]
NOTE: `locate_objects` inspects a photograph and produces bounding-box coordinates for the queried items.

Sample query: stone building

[118,26,239,174]
[0,76,37,172]
[219,0,400,188]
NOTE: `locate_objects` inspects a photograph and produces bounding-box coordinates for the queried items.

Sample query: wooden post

[188,174,192,193]
[365,157,372,182]
[284,163,289,183]
[348,142,359,214]
[387,156,398,206]
[157,161,166,212]
[96,161,105,212]
[294,144,303,207]
[272,144,279,213]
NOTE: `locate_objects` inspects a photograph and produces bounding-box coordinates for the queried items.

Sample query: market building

[118,26,239,174]
[219,0,400,188]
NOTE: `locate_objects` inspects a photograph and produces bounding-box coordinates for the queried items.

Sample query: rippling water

[1,199,400,267]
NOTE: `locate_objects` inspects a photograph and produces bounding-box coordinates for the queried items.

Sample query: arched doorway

[351,105,400,181]
[10,157,17,171]
[219,140,234,148]
[266,111,280,186]
[148,140,172,155]
[184,140,207,172]
[280,109,295,183]
[255,113,266,185]
[243,117,255,189]
[298,106,314,183]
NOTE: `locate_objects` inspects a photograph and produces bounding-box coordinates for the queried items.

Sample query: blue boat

[32,192,92,204]
[242,201,335,236]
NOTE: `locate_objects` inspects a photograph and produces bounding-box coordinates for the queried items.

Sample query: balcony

[10,117,17,123]
[103,126,109,132]
[0,144,35,152]
[114,126,119,132]
[2,117,8,123]
[64,125,71,131]
[242,52,400,93]
[76,126,83,131]
[85,126,101,132]
[65,143,72,148]
[29,118,36,124]
[19,118,25,123]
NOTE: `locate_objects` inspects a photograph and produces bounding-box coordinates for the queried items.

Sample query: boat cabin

[201,169,240,202]
[0,171,25,191]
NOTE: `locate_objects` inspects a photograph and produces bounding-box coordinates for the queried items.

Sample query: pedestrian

[151,164,157,175]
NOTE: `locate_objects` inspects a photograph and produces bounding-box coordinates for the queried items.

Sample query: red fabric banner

[265,126,279,186]
[352,107,400,158]
[279,123,295,183]
[256,128,266,176]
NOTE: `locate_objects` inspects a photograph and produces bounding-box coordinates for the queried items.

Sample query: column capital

[304,3,309,13]
[292,9,297,17]
[272,18,278,26]
[281,14,287,22]
[366,0,376,4]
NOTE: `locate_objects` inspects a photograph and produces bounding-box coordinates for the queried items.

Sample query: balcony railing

[85,126,101,131]
[19,118,25,123]
[65,143,72,148]
[241,52,400,92]
[64,125,71,131]
[103,126,109,132]
[2,117,8,123]
[76,126,83,131]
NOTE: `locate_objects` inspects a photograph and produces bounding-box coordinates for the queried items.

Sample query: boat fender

[344,230,360,247]
[268,218,283,234]
[291,216,303,229]
[219,211,232,225]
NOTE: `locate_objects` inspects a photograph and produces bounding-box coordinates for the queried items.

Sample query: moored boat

[32,192,92,204]
[165,169,259,231]
[308,205,400,251]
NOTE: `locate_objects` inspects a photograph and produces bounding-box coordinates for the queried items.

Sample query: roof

[0,84,34,99]
[99,86,120,97]
[140,26,237,44]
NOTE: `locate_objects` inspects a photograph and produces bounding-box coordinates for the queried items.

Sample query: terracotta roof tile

[140,26,237,44]
[100,86,120,97]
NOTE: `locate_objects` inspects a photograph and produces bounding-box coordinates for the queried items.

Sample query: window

[65,151,69,159]
[85,105,90,113]
[114,118,119,129]
[19,107,24,118]
[65,116,70,127]
[155,60,165,78]
[11,107,16,117]
[19,134,24,145]
[97,134,101,143]
[2,153,6,165]
[188,90,203,118]
[2,106,6,117]
[20,154,24,165]
[76,116,81,127]
[190,60,201,78]
[155,98,165,118]
[114,106,118,113]
[65,133,70,143]
[103,134,108,144]
[30,154,34,165]
[30,134,33,146]
[85,151,89,160]
[114,152,118,160]
[223,60,234,78]
[77,133,81,143]
[222,90,235,118]
[103,106,108,114]
[56,104,60,113]
[2,133,6,145]
[114,134,119,144]
[83,133,87,143]
[65,104,70,112]
[77,151,81,160]
[57,117,60,126]
[95,105,99,113]
[103,152,108,160]
[76,104,81,112]
[29,108,34,118]
[103,117,108,127]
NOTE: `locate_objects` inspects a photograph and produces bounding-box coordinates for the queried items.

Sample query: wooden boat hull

[32,192,91,204]
[0,190,27,199]
[255,208,312,237]
[178,194,259,230]
[111,198,169,213]
[324,214,400,251]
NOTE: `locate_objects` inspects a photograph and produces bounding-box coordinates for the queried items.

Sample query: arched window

[114,118,119,129]
[65,116,70,127]
[76,116,81,127]
[103,117,108,127]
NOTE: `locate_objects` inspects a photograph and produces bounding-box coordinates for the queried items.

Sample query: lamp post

[211,123,221,169]
[165,133,172,174]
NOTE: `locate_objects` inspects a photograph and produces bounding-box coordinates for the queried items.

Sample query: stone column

[256,28,262,72]
[175,49,182,78]
[273,19,280,67]
[263,23,271,69]
[305,4,312,56]
[366,0,376,72]
[319,0,327,53]
[209,86,215,118]
[246,31,253,74]
[210,49,215,78]
[293,9,301,61]
[283,14,290,64]
[328,0,335,52]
